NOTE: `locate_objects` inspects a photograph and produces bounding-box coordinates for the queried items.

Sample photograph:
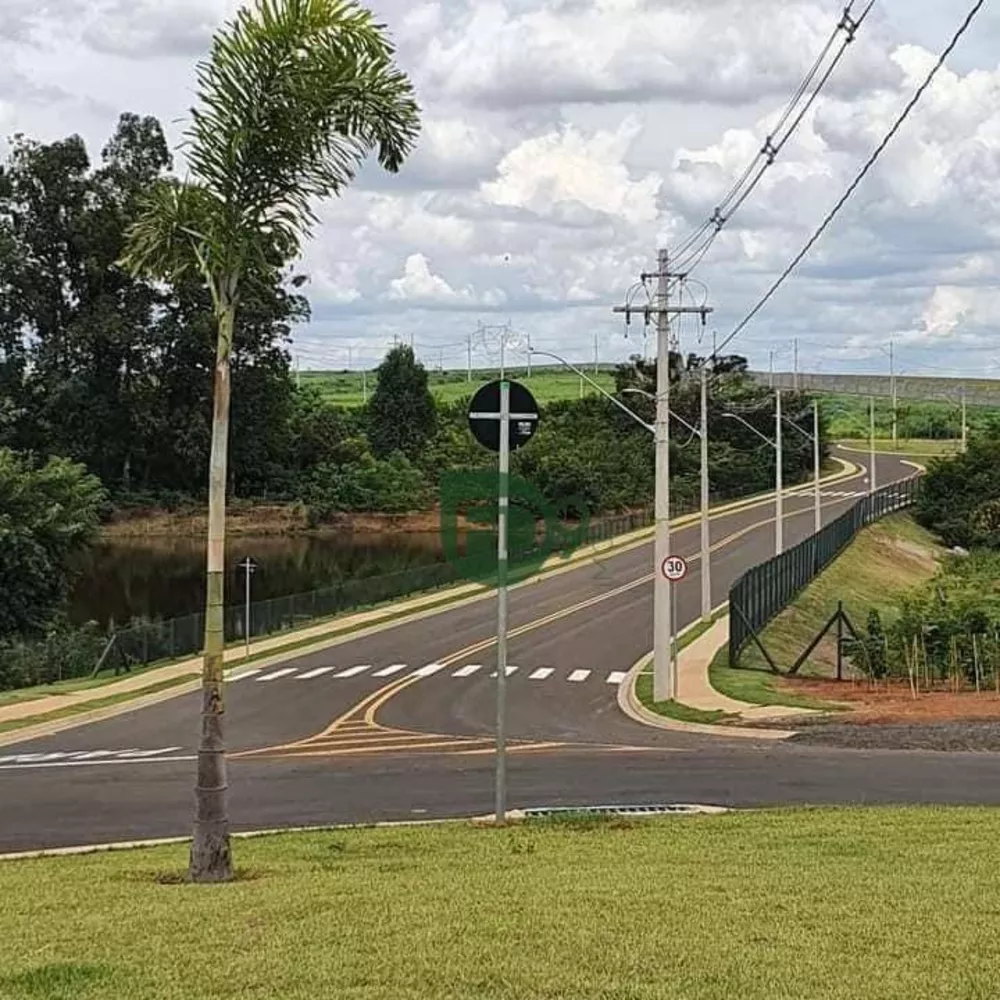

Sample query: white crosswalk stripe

[0,747,193,769]
[297,666,336,680]
[333,664,371,678]
[414,663,447,677]
[490,666,519,677]
[257,668,297,682]
[529,668,554,680]
[229,668,262,682]
[606,671,628,685]
[373,663,409,677]
[568,669,591,682]
[452,664,483,677]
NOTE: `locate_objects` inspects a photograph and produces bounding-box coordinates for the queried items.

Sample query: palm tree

[118,0,420,883]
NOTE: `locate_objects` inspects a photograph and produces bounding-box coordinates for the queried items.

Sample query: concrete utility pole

[362,367,368,404]
[593,333,599,375]
[775,390,784,555]
[962,388,968,453]
[793,339,799,392]
[889,340,897,445]
[813,400,821,534]
[700,364,711,622]
[869,396,877,494]
[467,332,472,382]
[769,349,775,388]
[613,250,712,703]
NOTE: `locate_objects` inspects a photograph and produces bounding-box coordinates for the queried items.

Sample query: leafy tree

[0,449,105,640]
[118,0,420,883]
[915,430,1000,548]
[366,345,437,460]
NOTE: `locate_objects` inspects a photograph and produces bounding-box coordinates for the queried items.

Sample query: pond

[68,531,448,629]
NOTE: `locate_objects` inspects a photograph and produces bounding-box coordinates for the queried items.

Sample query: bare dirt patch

[765,675,1000,751]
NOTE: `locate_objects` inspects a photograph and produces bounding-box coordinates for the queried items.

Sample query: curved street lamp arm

[722,411,775,448]
[621,388,703,437]
[527,347,654,435]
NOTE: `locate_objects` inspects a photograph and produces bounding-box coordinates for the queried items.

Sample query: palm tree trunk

[190,299,235,883]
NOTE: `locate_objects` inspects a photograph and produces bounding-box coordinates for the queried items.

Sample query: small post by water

[239,557,257,660]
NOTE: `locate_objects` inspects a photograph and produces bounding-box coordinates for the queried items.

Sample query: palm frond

[182,0,420,266]
[118,178,223,288]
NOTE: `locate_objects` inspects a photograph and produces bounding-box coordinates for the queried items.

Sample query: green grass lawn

[301,366,617,408]
[729,513,944,691]
[3,810,1000,999]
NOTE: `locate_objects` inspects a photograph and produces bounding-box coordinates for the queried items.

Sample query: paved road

[5,448,982,853]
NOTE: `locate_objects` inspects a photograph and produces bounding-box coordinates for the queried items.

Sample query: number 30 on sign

[661,555,688,582]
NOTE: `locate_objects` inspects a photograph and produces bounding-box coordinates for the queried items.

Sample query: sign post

[238,556,257,660]
[468,379,540,824]
[661,555,688,697]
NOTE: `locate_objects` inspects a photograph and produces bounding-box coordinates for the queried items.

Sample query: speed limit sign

[661,555,688,582]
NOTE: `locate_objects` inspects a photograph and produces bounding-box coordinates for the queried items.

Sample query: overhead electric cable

[713,0,987,361]
[671,0,877,274]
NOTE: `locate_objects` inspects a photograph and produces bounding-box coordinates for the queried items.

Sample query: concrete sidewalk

[676,617,818,722]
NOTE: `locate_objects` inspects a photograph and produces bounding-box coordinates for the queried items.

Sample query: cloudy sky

[3,0,1000,381]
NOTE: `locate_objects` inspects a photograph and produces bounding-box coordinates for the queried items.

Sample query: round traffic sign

[661,555,688,582]
[467,380,540,453]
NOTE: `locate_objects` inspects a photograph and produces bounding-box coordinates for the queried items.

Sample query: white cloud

[2,0,1000,380]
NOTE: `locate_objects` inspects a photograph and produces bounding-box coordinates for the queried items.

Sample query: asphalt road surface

[6,448,991,854]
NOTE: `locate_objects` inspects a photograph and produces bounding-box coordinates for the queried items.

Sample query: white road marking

[256,668,297,682]
[69,750,117,759]
[606,671,628,685]
[568,669,591,682]
[228,668,262,682]
[452,664,483,677]
[490,666,519,677]
[0,756,196,771]
[296,666,335,680]
[373,663,409,677]
[334,664,371,678]
[414,663,447,677]
[529,668,554,680]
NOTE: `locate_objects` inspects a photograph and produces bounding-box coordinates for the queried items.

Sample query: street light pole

[653,250,673,702]
[869,395,877,494]
[700,364,711,622]
[813,400,821,534]
[775,390,783,556]
[612,251,712,703]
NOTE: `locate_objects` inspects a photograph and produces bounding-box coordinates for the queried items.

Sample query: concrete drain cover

[520,803,729,818]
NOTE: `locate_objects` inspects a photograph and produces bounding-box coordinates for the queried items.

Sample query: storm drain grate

[521,803,728,818]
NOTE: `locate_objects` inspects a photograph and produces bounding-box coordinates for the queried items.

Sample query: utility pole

[962,388,968,453]
[813,400,821,534]
[775,389,784,555]
[700,364,711,622]
[889,340,897,445]
[869,396,877,494]
[467,332,472,382]
[593,333,599,375]
[769,349,775,388]
[362,367,368,404]
[793,339,799,392]
[613,249,712,703]
[294,354,301,390]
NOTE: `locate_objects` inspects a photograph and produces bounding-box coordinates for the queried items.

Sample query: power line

[671,0,877,274]
[714,0,987,361]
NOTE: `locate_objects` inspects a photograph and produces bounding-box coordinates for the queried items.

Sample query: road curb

[618,645,800,740]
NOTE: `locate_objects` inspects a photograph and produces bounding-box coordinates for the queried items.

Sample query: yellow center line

[240,462,887,759]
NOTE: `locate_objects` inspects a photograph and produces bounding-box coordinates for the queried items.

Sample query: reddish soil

[778,674,1000,725]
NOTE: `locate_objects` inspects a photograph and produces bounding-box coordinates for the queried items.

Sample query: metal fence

[728,476,922,667]
[98,474,815,674]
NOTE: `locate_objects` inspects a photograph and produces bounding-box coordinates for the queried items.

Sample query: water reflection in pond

[68,531,447,628]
